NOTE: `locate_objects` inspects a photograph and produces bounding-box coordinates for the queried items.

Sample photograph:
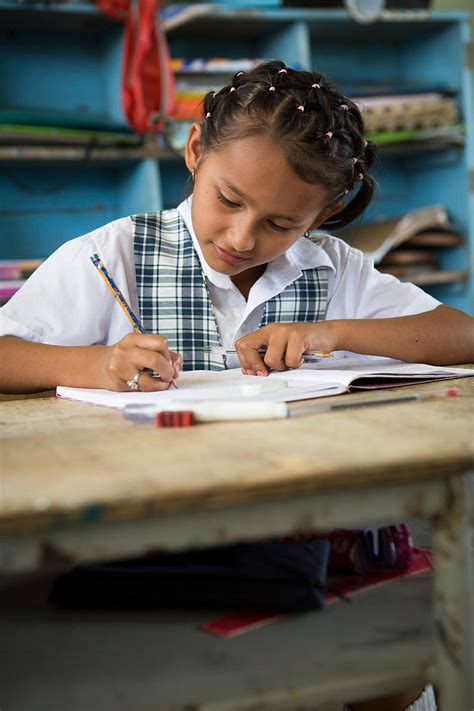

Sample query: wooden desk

[1,378,473,710]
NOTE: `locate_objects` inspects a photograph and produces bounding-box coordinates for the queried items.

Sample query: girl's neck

[231,264,267,300]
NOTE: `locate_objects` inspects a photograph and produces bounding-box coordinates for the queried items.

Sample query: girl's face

[185,125,341,289]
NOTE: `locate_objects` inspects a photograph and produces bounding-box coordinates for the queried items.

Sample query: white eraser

[239,379,288,396]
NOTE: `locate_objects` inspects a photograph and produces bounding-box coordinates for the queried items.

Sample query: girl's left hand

[235,322,340,375]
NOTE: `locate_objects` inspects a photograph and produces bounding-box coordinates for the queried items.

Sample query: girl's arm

[331,305,474,365]
[235,305,474,375]
[0,334,182,394]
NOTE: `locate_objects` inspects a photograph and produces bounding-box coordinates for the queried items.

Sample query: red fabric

[201,550,432,638]
[96,0,175,132]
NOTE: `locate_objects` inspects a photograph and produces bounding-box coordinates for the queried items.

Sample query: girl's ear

[310,199,344,230]
[184,123,203,173]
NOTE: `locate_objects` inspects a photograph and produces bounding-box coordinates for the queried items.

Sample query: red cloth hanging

[97,0,175,132]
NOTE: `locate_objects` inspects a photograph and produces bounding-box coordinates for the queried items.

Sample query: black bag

[49,539,330,611]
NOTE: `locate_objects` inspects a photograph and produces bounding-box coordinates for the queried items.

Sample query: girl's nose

[228,218,257,253]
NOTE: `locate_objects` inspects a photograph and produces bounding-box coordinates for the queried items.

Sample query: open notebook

[56,358,474,409]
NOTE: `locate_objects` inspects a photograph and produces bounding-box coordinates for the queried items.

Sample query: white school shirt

[0,198,440,365]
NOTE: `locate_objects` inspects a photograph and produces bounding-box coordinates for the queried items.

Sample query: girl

[0,61,472,708]
[0,63,472,396]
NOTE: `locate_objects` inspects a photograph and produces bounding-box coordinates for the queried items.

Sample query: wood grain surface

[1,375,473,533]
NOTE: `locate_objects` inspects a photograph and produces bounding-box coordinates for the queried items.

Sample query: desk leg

[432,474,474,711]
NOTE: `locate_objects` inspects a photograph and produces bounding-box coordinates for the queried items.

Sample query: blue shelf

[0,2,126,130]
[0,158,161,259]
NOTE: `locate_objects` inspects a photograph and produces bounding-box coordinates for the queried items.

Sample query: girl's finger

[129,333,173,362]
[262,345,287,372]
[171,352,183,378]
[129,346,175,382]
[135,371,177,393]
[235,342,268,376]
[285,336,307,369]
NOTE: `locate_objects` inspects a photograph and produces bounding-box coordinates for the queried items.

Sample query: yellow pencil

[90,254,177,388]
[90,254,145,334]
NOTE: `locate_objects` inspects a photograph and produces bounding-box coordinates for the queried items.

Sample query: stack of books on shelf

[0,259,43,306]
[339,206,466,287]
[351,88,460,148]
[356,93,457,132]
[170,57,270,121]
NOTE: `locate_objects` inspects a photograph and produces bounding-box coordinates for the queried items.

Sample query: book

[0,124,140,147]
[0,259,44,305]
[354,94,458,134]
[170,58,270,74]
[0,259,43,280]
[377,267,468,287]
[340,205,450,265]
[56,358,474,411]
[0,280,25,305]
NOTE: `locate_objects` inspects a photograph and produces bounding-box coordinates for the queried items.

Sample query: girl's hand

[235,322,339,375]
[98,333,182,391]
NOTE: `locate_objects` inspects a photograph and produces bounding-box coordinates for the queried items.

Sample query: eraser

[239,379,288,396]
[155,411,195,427]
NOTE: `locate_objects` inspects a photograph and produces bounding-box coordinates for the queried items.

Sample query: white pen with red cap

[122,388,459,427]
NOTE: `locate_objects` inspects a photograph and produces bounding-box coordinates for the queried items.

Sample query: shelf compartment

[0,159,161,259]
[0,5,126,130]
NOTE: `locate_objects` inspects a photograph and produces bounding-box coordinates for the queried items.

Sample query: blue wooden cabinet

[0,1,125,129]
[0,2,472,313]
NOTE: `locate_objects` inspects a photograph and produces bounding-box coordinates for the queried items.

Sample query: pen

[122,387,459,426]
[203,347,332,363]
[90,253,178,389]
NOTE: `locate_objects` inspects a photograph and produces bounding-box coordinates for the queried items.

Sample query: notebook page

[56,369,345,409]
[56,360,474,410]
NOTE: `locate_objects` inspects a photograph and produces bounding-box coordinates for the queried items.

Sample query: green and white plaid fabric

[133,209,329,371]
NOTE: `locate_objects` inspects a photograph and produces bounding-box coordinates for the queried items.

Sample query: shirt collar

[176,196,336,290]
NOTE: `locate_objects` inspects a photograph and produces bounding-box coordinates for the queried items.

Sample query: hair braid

[200,60,377,229]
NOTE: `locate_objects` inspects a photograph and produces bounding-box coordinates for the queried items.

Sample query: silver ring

[126,372,141,391]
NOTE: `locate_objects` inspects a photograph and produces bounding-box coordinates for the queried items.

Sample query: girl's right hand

[98,333,182,391]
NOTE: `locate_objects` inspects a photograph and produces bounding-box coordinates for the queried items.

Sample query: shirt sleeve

[323,237,441,321]
[0,217,138,346]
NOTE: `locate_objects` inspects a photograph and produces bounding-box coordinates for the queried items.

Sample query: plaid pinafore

[133,209,329,370]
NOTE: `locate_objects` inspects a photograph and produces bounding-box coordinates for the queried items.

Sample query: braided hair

[200,60,377,230]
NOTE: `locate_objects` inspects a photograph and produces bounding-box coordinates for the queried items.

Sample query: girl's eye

[217,192,290,232]
[268,221,290,233]
[217,193,240,209]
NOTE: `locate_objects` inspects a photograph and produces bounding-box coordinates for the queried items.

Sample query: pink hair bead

[205,112,211,119]
[235,71,244,77]
[357,173,363,180]
[352,157,359,164]
[325,131,333,139]
[297,105,305,112]
[229,87,236,93]
[212,92,218,98]
[278,68,287,74]
[340,104,349,111]
[269,85,276,92]
[312,83,320,89]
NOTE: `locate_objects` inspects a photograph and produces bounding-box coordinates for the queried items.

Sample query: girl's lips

[213,243,252,266]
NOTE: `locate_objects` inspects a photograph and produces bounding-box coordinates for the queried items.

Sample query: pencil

[90,254,145,334]
[90,254,177,389]
[203,346,332,363]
